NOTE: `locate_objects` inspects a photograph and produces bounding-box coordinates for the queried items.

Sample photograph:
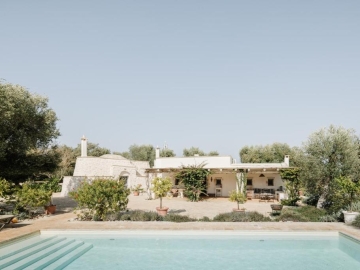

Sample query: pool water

[1,231,360,269]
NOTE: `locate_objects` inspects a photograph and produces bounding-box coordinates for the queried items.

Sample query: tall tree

[0,82,60,183]
[121,144,156,166]
[160,148,176,157]
[72,142,110,157]
[208,151,219,156]
[54,145,77,178]
[302,125,360,211]
[183,147,205,157]
[239,143,292,163]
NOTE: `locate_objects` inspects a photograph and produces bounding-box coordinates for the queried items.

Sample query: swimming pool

[1,231,360,269]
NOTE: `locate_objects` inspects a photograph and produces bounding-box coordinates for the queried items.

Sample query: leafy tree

[239,143,292,163]
[151,177,172,209]
[229,190,246,210]
[208,151,219,156]
[54,145,77,178]
[72,142,110,157]
[0,82,60,183]
[183,147,205,157]
[335,176,360,212]
[113,151,131,159]
[175,164,210,202]
[120,144,156,166]
[302,125,360,211]
[160,148,176,157]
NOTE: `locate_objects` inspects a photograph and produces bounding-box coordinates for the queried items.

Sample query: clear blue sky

[1,1,359,160]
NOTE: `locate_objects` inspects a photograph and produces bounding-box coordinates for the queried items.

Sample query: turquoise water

[66,233,360,270]
[1,232,360,269]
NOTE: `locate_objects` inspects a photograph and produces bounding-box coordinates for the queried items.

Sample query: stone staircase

[0,235,93,269]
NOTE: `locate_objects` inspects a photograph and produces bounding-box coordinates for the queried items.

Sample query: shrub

[0,178,15,201]
[118,210,160,221]
[319,215,338,222]
[162,214,196,222]
[303,195,319,206]
[352,214,360,228]
[276,206,328,222]
[16,181,52,215]
[198,216,211,222]
[213,212,271,222]
[345,201,360,212]
[70,179,130,221]
[281,198,299,206]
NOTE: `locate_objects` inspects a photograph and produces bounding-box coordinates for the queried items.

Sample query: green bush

[16,181,52,215]
[352,214,360,228]
[345,201,360,212]
[70,179,130,221]
[198,216,211,222]
[276,206,328,222]
[174,165,210,202]
[303,195,319,206]
[162,213,196,222]
[213,211,271,222]
[281,198,299,206]
[118,210,161,221]
[0,178,16,201]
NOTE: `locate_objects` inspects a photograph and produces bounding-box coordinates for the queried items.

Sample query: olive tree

[302,125,360,211]
[0,82,60,183]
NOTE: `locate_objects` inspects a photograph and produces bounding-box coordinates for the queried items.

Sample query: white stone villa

[60,136,149,196]
[147,147,290,200]
[61,137,290,201]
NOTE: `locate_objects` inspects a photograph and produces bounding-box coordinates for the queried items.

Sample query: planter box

[343,211,360,225]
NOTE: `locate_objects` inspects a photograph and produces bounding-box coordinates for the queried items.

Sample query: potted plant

[131,184,143,196]
[16,181,52,216]
[229,190,247,212]
[336,176,360,224]
[151,177,172,216]
[41,178,61,214]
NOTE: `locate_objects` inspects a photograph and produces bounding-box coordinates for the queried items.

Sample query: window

[247,179,253,186]
[268,179,274,186]
[215,179,222,187]
[175,179,180,186]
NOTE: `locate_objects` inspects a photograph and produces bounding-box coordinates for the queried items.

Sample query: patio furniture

[259,193,275,202]
[0,215,15,231]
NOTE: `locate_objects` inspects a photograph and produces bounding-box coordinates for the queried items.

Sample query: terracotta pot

[156,207,169,216]
[45,205,56,215]
[133,191,139,196]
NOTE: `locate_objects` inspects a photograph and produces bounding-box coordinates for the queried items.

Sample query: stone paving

[1,193,360,244]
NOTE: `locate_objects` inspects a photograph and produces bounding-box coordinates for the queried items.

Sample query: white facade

[60,138,150,196]
[151,154,290,198]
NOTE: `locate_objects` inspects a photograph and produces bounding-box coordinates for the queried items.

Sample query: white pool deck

[1,193,360,244]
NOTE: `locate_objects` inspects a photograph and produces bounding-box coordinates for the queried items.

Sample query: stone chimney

[81,135,87,157]
[155,146,160,159]
[284,155,290,166]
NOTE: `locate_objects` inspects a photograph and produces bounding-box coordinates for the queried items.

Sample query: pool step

[0,237,67,269]
[0,236,93,270]
[0,236,58,260]
[43,242,93,270]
